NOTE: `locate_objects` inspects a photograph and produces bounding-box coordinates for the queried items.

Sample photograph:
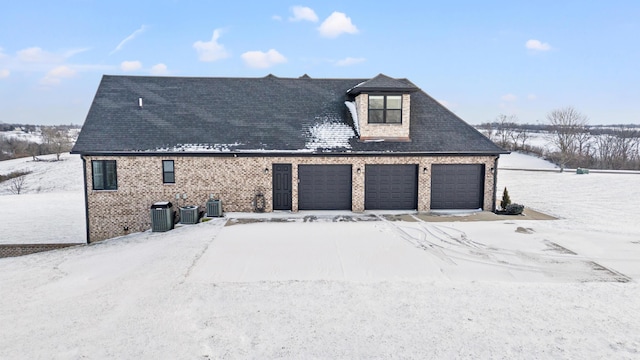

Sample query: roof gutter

[71,150,510,157]
[80,156,91,244]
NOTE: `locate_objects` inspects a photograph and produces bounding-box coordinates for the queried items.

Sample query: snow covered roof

[72,74,506,155]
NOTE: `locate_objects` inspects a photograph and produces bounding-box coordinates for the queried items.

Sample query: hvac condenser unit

[206,199,223,217]
[180,205,200,224]
[150,202,173,232]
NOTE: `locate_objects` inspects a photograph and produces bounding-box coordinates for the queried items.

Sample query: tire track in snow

[378,213,629,282]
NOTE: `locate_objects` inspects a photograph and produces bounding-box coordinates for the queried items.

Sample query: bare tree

[40,126,57,145]
[611,128,640,169]
[546,107,589,170]
[595,134,615,169]
[510,127,532,151]
[494,114,518,149]
[41,126,72,160]
[9,175,26,194]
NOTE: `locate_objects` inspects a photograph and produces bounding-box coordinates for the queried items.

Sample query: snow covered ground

[0,152,639,358]
[0,153,84,244]
[0,129,43,144]
[498,150,559,170]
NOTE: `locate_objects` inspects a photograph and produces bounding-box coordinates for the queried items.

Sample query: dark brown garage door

[365,164,418,210]
[431,164,484,209]
[298,165,352,210]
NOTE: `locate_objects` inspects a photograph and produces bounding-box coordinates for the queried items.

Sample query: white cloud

[335,57,366,66]
[318,12,358,38]
[525,39,551,51]
[0,69,9,78]
[150,63,168,75]
[501,94,517,102]
[527,94,537,100]
[2,46,108,81]
[41,65,76,84]
[16,46,88,64]
[289,6,318,22]
[120,60,142,71]
[17,47,59,63]
[110,25,147,55]
[241,49,287,68]
[272,15,282,21]
[193,29,230,62]
[64,48,90,58]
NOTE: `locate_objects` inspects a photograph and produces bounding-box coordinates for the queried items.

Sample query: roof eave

[71,150,510,157]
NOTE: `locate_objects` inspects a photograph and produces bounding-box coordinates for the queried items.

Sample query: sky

[0,0,639,126]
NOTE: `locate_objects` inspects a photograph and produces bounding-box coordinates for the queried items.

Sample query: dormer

[346,74,419,141]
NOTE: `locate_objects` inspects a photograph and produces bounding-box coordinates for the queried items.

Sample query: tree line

[478,107,640,170]
[0,125,77,161]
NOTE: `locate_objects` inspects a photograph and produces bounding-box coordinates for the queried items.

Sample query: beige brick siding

[355,93,411,139]
[0,243,80,258]
[83,155,497,242]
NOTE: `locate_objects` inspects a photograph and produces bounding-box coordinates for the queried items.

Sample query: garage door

[298,165,352,210]
[365,165,418,210]
[431,164,484,209]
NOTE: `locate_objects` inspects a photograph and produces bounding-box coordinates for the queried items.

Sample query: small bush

[505,203,525,215]
[500,187,511,209]
[0,170,31,183]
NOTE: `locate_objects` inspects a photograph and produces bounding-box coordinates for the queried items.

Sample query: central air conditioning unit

[180,205,200,224]
[150,202,173,232]
[206,199,223,217]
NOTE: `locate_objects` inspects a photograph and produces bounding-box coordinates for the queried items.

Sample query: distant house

[71,74,507,242]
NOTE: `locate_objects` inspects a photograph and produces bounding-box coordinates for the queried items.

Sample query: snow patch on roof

[346,80,367,94]
[344,101,360,136]
[153,143,244,152]
[305,118,355,151]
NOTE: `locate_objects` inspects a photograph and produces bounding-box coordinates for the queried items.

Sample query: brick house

[71,74,507,242]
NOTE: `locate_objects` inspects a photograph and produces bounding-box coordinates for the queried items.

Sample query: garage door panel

[365,165,418,210]
[298,165,352,210]
[431,164,484,209]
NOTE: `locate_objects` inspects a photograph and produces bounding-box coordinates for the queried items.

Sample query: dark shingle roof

[347,73,419,95]
[72,74,506,155]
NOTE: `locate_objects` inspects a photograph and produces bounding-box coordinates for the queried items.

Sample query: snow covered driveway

[187,221,443,283]
[186,215,632,284]
[1,215,639,358]
[1,217,639,359]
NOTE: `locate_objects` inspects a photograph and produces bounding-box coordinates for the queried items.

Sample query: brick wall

[355,93,411,139]
[0,243,81,258]
[83,154,497,242]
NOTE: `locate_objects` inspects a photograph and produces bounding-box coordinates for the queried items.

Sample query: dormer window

[368,95,402,124]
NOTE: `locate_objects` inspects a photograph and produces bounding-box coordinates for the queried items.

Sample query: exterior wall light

[264,168,269,174]
[423,167,428,174]
[356,168,361,174]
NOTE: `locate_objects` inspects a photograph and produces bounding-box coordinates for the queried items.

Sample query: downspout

[492,156,499,212]
[81,155,91,244]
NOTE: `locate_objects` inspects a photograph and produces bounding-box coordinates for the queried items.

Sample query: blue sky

[1,0,639,126]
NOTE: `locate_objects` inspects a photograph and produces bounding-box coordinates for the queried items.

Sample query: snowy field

[0,152,639,358]
[0,153,84,244]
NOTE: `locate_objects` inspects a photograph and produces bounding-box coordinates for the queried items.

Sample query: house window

[368,95,402,124]
[92,160,117,190]
[162,160,175,184]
